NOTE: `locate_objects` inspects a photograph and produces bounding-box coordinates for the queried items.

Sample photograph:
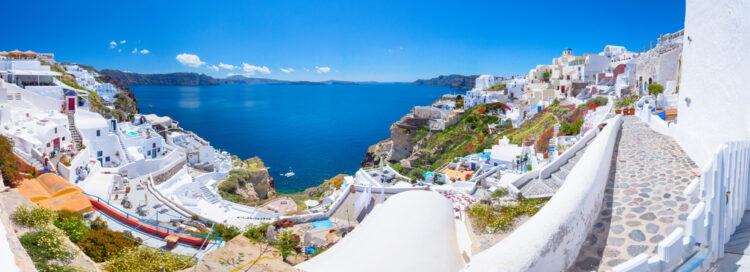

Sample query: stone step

[541,177,561,191]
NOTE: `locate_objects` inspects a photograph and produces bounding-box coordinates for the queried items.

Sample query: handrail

[84,192,223,242]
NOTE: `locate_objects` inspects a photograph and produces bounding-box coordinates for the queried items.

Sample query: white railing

[612,140,750,271]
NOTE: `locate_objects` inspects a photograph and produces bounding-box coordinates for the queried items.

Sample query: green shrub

[491,188,509,198]
[243,222,271,242]
[104,246,196,272]
[76,229,141,262]
[593,96,608,106]
[211,224,241,241]
[12,206,56,228]
[89,216,108,231]
[54,216,90,243]
[273,230,300,259]
[20,227,74,269]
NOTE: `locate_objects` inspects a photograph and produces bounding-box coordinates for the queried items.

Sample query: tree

[542,71,551,82]
[648,83,665,109]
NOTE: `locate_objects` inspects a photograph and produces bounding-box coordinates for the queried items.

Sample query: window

[147,150,151,156]
[157,148,161,153]
[62,137,65,141]
[54,128,57,133]
[152,143,156,148]
[97,151,103,157]
[47,143,50,147]
[105,156,110,162]
[96,130,101,136]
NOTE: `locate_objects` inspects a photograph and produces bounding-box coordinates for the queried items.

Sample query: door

[68,98,75,111]
[152,149,157,159]
[53,138,60,149]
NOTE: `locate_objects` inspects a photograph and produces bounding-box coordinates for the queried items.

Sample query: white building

[168,131,215,168]
[465,75,527,109]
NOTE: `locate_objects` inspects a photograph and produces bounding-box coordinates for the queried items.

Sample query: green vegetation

[274,230,301,259]
[648,83,664,107]
[502,112,558,145]
[12,206,57,228]
[593,96,608,106]
[243,222,272,242]
[20,227,76,272]
[467,197,548,233]
[413,103,508,170]
[542,71,551,82]
[491,188,509,198]
[210,223,242,241]
[54,215,89,243]
[76,229,142,262]
[243,222,301,259]
[486,83,507,92]
[103,246,197,272]
[0,135,20,187]
[560,119,584,136]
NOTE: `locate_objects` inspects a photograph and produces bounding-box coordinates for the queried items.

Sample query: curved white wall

[675,0,750,166]
[463,116,622,272]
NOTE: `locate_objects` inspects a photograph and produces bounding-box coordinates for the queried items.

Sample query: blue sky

[2,0,685,82]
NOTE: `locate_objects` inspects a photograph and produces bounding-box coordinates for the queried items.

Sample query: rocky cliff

[217,157,277,204]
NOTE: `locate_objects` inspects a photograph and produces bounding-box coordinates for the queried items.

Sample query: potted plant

[629,107,635,115]
[615,103,622,115]
[125,186,131,194]
[115,194,119,200]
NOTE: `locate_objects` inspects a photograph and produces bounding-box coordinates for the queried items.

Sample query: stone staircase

[66,111,83,149]
[13,148,44,170]
[116,132,133,163]
[199,184,220,204]
[518,143,589,198]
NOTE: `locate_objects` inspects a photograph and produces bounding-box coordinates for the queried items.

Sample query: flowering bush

[12,206,56,228]
[104,246,196,272]
[273,230,301,259]
[20,227,75,270]
[0,135,20,187]
[76,229,141,262]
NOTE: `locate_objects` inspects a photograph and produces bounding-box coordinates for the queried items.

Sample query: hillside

[100,70,221,86]
[412,74,478,90]
[99,70,366,86]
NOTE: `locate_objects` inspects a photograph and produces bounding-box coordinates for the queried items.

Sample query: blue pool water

[311,219,334,230]
[132,83,458,192]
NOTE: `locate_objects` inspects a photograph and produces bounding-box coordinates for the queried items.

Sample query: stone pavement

[571,116,700,271]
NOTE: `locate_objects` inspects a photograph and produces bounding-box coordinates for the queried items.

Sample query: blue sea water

[131,83,458,192]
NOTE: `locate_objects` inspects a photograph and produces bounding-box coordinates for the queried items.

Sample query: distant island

[100,70,370,86]
[412,74,478,90]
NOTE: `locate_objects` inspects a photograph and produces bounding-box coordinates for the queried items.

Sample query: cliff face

[217,157,276,204]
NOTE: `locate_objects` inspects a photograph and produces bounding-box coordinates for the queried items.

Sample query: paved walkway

[571,116,700,271]
[710,211,750,271]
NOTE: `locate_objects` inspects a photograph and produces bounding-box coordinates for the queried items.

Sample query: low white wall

[463,115,622,272]
[118,149,182,178]
[57,148,91,182]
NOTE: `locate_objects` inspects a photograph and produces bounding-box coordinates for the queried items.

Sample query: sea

[131,83,460,193]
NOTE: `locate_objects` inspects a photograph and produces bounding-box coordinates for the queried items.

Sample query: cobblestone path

[570,116,700,271]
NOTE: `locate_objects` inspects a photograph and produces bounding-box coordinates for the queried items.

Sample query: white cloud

[315,66,331,73]
[109,41,117,49]
[120,40,127,44]
[132,48,138,54]
[117,48,122,53]
[242,63,271,75]
[280,68,295,73]
[176,53,206,67]
[140,49,150,54]
[208,65,219,72]
[218,62,238,70]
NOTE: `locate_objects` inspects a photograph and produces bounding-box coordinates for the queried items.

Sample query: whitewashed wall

[674,0,750,167]
[462,116,622,272]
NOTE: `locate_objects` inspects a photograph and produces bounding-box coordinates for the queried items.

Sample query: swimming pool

[311,219,333,230]
[127,131,138,136]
